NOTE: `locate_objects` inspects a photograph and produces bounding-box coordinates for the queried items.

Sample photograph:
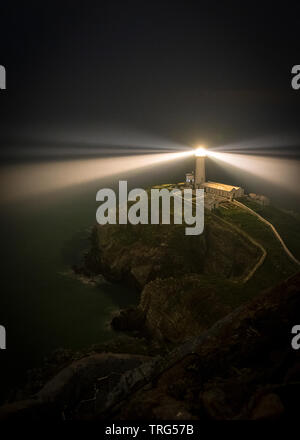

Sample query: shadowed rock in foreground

[105,271,300,420]
[0,272,299,420]
[0,353,151,421]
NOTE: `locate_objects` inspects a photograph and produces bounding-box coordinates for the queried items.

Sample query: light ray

[208,151,300,195]
[0,150,194,203]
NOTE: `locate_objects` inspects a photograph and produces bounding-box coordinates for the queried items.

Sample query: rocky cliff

[82,213,260,343]
[103,271,300,421]
[85,214,259,288]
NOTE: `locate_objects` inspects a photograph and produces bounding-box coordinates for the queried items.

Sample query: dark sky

[0,1,300,149]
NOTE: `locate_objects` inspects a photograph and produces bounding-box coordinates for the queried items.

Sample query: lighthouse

[185,146,244,204]
[194,147,206,188]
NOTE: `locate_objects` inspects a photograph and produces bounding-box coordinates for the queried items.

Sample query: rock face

[138,275,231,343]
[0,353,151,421]
[250,393,284,420]
[111,308,145,332]
[85,215,259,290]
[85,215,260,342]
[104,271,300,421]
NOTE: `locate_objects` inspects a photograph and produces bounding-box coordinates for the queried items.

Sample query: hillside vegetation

[81,186,299,343]
[238,197,300,259]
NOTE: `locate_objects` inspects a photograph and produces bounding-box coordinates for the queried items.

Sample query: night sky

[1,1,300,151]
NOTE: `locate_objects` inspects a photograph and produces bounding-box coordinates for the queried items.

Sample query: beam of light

[1,144,180,159]
[0,150,194,203]
[211,134,300,157]
[2,125,189,159]
[208,150,300,195]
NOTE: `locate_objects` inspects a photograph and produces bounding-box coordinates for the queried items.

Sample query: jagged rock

[77,214,263,344]
[139,275,231,343]
[103,272,300,420]
[0,353,151,420]
[84,215,259,291]
[201,387,231,420]
[0,399,53,421]
[152,400,194,420]
[111,308,145,332]
[130,264,153,288]
[251,393,284,420]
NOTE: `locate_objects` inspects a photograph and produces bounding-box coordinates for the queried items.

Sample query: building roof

[203,181,241,192]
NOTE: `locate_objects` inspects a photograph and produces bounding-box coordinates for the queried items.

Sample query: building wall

[195,157,205,186]
[204,186,242,199]
[235,188,244,198]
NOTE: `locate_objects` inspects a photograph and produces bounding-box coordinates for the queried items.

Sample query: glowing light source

[194,146,207,157]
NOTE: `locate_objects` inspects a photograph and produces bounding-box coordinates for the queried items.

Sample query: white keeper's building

[202,181,244,200]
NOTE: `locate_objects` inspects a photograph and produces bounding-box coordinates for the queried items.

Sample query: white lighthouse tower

[194,147,206,188]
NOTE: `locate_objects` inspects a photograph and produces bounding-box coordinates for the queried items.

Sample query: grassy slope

[214,201,299,298]
[239,197,300,259]
[150,185,300,292]
[146,185,300,307]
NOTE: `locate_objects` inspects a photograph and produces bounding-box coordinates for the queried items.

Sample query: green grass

[214,203,299,294]
[239,197,300,259]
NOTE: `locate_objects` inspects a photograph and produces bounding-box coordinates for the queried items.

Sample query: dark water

[0,178,142,400]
